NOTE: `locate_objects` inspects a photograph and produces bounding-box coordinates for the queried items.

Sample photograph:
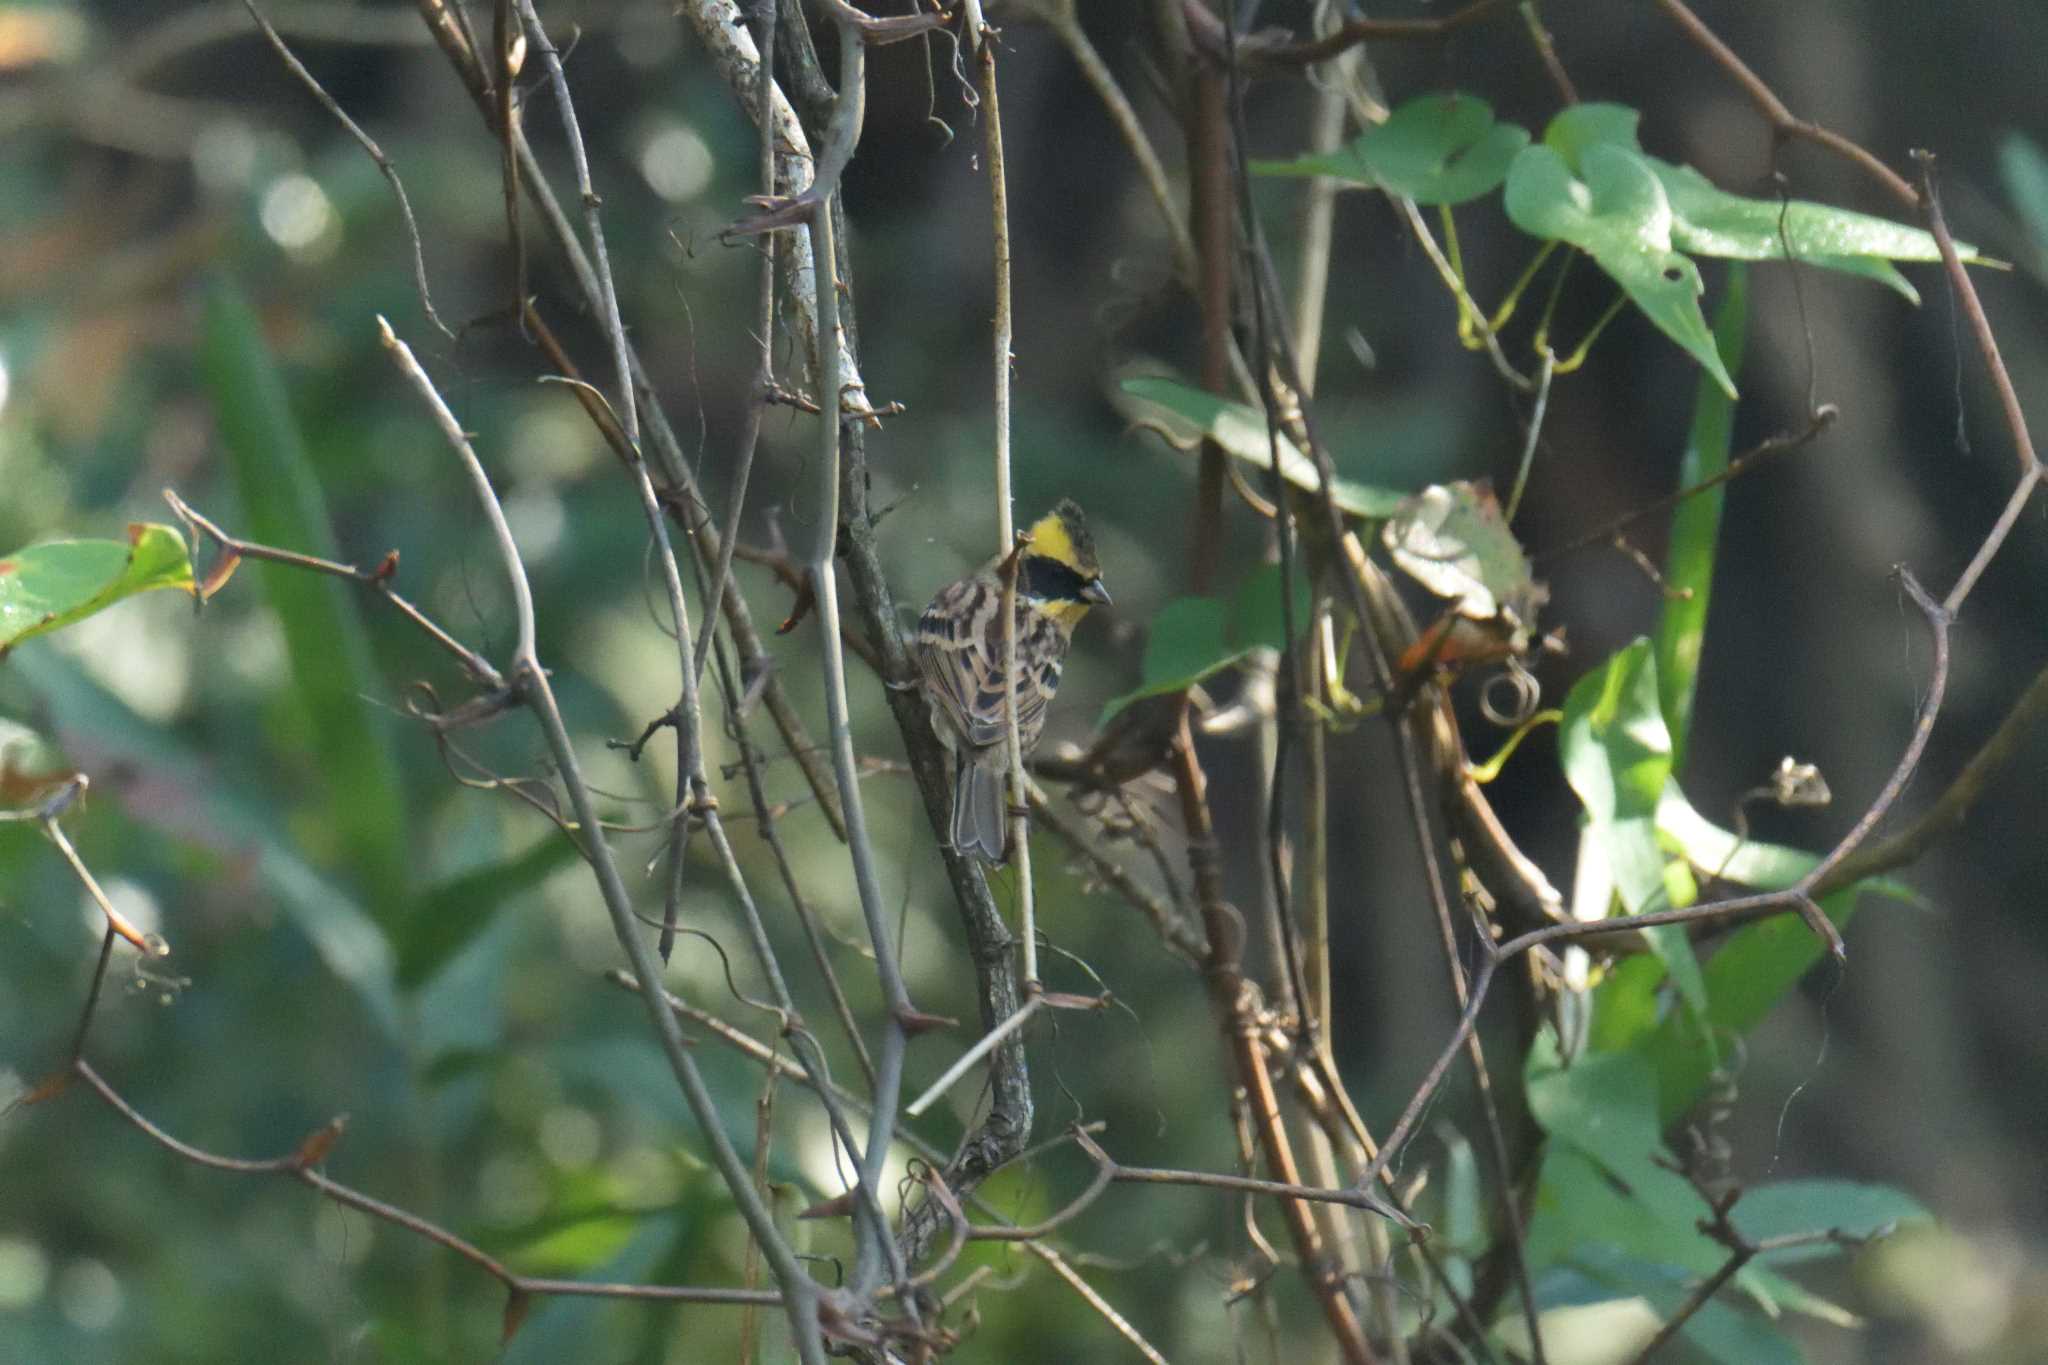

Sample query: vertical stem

[1172,716,1378,1365]
[979,35,1039,989]
[804,199,913,1301]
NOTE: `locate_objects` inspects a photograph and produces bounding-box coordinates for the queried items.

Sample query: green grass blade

[1654,265,1747,771]
[200,279,410,920]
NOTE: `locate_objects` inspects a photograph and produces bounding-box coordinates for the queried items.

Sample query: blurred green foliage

[1,4,2045,1364]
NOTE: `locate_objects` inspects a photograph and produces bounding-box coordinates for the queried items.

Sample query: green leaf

[499,1217,679,1364]
[1559,640,1708,1017]
[1735,1181,1931,1265]
[1525,1147,1724,1283]
[1359,93,1530,205]
[1654,160,1949,299]
[1099,596,1236,720]
[1140,596,1234,691]
[1506,142,1738,397]
[1542,102,1645,166]
[201,279,411,919]
[1546,102,1977,304]
[1587,954,1668,1053]
[1655,268,1746,771]
[1638,887,1859,1123]
[0,524,194,655]
[1524,1059,1806,1338]
[1101,566,1315,721]
[397,836,583,989]
[1115,376,1409,520]
[1230,562,1312,653]
[1654,783,1920,905]
[1516,104,1979,389]
[1251,92,1527,204]
[1527,1032,1689,1208]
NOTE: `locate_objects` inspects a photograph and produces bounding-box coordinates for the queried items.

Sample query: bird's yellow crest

[1024,499,1098,575]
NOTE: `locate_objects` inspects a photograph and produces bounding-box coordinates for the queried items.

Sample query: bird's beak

[1081,578,1112,605]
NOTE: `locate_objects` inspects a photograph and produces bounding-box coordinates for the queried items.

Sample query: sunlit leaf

[1655,160,1947,298]
[1115,376,1409,520]
[1546,102,1978,303]
[1252,93,1529,205]
[1559,640,1707,1016]
[1653,783,1920,905]
[1382,481,1543,628]
[0,523,194,656]
[1655,269,1746,771]
[1505,142,1738,397]
[1541,102,1644,167]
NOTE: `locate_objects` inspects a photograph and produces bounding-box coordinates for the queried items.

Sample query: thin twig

[241,0,450,338]
[1180,0,1514,69]
[1538,406,1838,562]
[1652,0,1917,208]
[70,1060,783,1308]
[905,995,1043,1119]
[164,489,504,689]
[377,315,828,1363]
[1504,350,1555,522]
[1913,151,2045,614]
[1029,1,1197,283]
[803,195,916,1309]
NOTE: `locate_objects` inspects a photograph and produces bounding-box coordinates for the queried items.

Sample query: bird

[914,500,1110,862]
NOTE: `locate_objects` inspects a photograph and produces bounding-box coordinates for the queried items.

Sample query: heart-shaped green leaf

[1542,102,1646,166]
[0,523,195,656]
[1253,92,1529,206]
[1357,93,1530,205]
[1545,102,1977,304]
[1507,142,1738,396]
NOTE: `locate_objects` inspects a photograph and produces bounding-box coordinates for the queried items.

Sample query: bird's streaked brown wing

[916,574,1004,750]
[916,575,1067,753]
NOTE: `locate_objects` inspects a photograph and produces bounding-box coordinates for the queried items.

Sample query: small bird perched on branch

[915,499,1110,861]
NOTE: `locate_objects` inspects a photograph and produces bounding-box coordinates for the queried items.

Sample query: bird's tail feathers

[951,752,1007,863]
